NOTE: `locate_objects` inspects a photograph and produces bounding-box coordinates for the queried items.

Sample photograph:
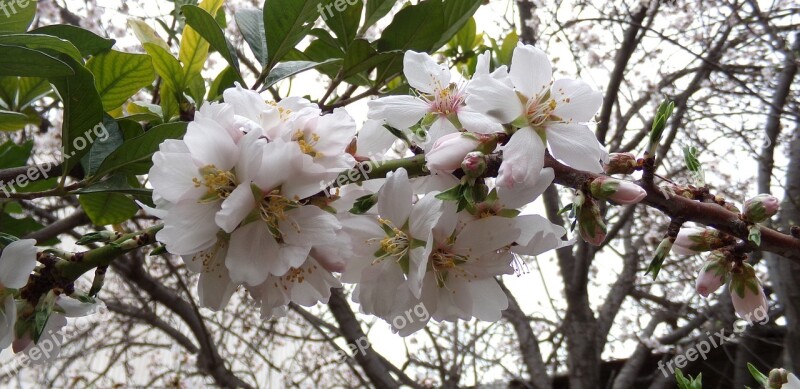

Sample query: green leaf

[433,0,483,50]
[648,99,675,155]
[94,121,188,177]
[182,5,244,84]
[159,82,180,121]
[362,0,395,33]
[453,17,477,54]
[376,0,446,82]
[81,115,123,177]
[0,44,75,77]
[79,192,139,225]
[0,76,17,108]
[0,139,32,168]
[350,193,378,214]
[208,66,239,100]
[76,175,152,197]
[498,30,518,66]
[435,184,463,201]
[262,59,341,90]
[179,0,225,78]
[263,0,323,70]
[86,50,156,111]
[0,0,36,32]
[128,19,170,51]
[0,34,83,62]
[0,110,34,131]
[16,77,51,109]
[0,213,57,245]
[143,42,184,91]
[48,56,105,174]
[747,363,768,386]
[322,0,362,49]
[341,39,396,79]
[234,8,267,67]
[29,25,116,57]
[748,225,762,247]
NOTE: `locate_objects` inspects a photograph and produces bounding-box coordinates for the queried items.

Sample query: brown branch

[499,280,551,389]
[544,155,800,262]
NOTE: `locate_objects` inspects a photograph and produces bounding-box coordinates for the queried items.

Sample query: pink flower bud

[461,152,488,178]
[603,152,638,175]
[674,227,724,255]
[12,333,32,354]
[695,251,730,297]
[425,133,480,173]
[729,263,769,324]
[589,177,647,205]
[743,194,780,223]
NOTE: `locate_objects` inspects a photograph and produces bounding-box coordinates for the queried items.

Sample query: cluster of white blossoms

[0,239,101,362]
[142,44,607,334]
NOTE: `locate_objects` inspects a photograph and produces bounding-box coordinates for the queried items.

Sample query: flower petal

[227,222,280,284]
[216,184,257,233]
[510,44,552,98]
[378,168,413,227]
[551,78,603,123]
[0,239,37,289]
[403,51,450,94]
[367,96,429,129]
[546,123,608,173]
[497,128,545,188]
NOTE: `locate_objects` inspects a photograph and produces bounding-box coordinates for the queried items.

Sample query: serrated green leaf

[182,5,244,84]
[0,110,34,131]
[29,25,115,57]
[179,0,225,78]
[48,55,105,174]
[0,0,36,32]
[747,363,768,386]
[321,0,362,49]
[16,77,51,110]
[94,122,187,177]
[208,66,239,100]
[263,0,323,71]
[361,0,395,33]
[0,44,75,77]
[86,50,156,111]
[81,115,123,177]
[0,34,83,62]
[143,43,184,92]
[234,8,267,67]
[262,59,341,90]
[128,19,170,51]
[79,192,139,225]
[350,193,379,214]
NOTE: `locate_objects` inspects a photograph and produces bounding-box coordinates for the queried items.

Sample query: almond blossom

[466,45,608,189]
[0,239,37,349]
[342,168,444,318]
[367,51,501,149]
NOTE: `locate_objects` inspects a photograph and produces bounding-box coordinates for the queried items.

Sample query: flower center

[194,165,237,201]
[267,101,293,121]
[425,82,465,116]
[429,247,471,287]
[293,130,322,157]
[370,218,410,264]
[258,192,297,240]
[525,94,557,128]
